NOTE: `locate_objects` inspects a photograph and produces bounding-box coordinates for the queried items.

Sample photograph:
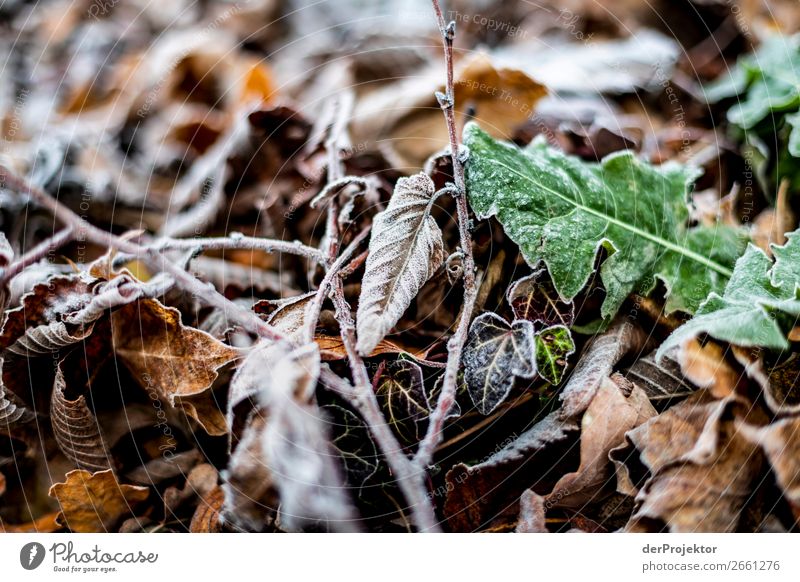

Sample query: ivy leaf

[535,324,575,385]
[356,173,445,356]
[659,230,800,357]
[507,267,575,328]
[464,123,746,324]
[374,358,429,443]
[321,403,380,491]
[462,312,536,415]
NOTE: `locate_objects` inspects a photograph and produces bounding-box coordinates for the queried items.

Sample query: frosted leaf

[225,341,358,531]
[356,173,444,356]
[462,312,536,415]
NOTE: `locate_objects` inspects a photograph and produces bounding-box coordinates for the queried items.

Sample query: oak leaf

[49,469,149,533]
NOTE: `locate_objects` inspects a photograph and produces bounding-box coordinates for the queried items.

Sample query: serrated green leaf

[787,111,800,158]
[706,34,800,132]
[464,123,746,324]
[658,230,800,358]
[535,324,575,385]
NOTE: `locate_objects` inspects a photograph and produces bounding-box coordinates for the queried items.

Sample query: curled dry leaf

[546,374,656,510]
[559,318,648,419]
[356,173,444,356]
[516,489,547,533]
[462,313,536,415]
[49,469,149,533]
[443,411,579,531]
[190,486,225,533]
[618,392,766,532]
[351,54,546,170]
[675,337,745,400]
[225,341,357,532]
[223,414,277,532]
[111,298,239,436]
[51,361,112,472]
[0,361,33,428]
[739,418,800,515]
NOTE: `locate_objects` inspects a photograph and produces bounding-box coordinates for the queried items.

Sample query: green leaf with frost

[535,324,575,385]
[658,230,800,358]
[705,34,800,133]
[464,123,746,324]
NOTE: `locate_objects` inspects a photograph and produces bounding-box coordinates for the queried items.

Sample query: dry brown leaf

[111,298,239,435]
[739,418,800,516]
[351,54,546,170]
[516,489,548,533]
[0,511,60,533]
[315,334,431,361]
[676,337,745,399]
[546,374,656,509]
[621,392,766,532]
[49,469,149,533]
[559,318,648,419]
[190,486,225,533]
[51,362,112,472]
[752,179,795,255]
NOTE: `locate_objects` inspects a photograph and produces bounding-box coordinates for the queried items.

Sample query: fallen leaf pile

[0,0,799,533]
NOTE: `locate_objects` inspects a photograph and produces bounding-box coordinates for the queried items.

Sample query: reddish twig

[414,0,478,470]
[330,278,439,531]
[0,166,286,342]
[316,92,441,531]
[0,226,74,285]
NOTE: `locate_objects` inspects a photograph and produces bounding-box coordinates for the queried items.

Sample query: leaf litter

[0,0,799,534]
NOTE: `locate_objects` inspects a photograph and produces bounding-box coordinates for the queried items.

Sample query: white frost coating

[226,341,358,531]
[355,173,444,356]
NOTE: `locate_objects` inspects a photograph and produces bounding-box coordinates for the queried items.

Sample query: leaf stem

[0,166,286,342]
[414,0,479,470]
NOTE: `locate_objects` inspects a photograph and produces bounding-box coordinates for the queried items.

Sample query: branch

[414,0,478,470]
[315,92,440,531]
[0,227,74,285]
[303,226,371,344]
[135,235,324,264]
[330,278,439,532]
[0,166,287,342]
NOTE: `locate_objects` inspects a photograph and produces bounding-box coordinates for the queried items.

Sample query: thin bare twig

[330,279,439,532]
[0,166,286,342]
[414,0,478,470]
[316,93,440,531]
[147,235,324,263]
[303,226,371,344]
[0,226,74,284]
